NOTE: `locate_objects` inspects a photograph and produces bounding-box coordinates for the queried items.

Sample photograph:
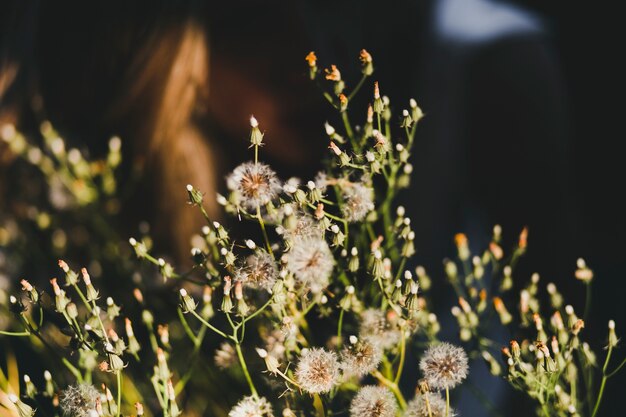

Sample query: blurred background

[1,0,624,415]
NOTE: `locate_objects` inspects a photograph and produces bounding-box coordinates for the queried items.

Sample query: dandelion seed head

[282,214,324,241]
[228,396,273,417]
[227,162,281,210]
[284,238,334,294]
[238,250,278,291]
[341,337,383,378]
[350,386,397,417]
[419,342,468,390]
[359,309,401,350]
[295,347,340,394]
[342,182,375,222]
[60,384,100,417]
[404,393,453,417]
[214,342,238,369]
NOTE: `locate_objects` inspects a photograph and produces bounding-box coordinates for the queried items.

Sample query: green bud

[179,288,197,313]
[186,184,204,206]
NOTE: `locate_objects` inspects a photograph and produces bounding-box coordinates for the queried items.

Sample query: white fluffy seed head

[405,392,453,417]
[349,386,397,417]
[419,342,469,390]
[250,115,259,128]
[295,348,340,394]
[229,396,273,417]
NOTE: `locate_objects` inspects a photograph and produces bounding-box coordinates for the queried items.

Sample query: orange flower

[325,65,341,81]
[305,51,317,67]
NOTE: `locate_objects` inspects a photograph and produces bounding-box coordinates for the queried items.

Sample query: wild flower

[404,393,453,417]
[359,309,402,350]
[60,384,100,417]
[283,237,334,293]
[228,396,273,417]
[340,336,383,378]
[342,182,375,222]
[420,343,468,390]
[295,348,340,394]
[280,213,324,242]
[226,162,281,210]
[238,250,278,291]
[350,386,397,417]
[214,342,238,369]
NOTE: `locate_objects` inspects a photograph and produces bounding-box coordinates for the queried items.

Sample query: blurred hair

[1,1,217,262]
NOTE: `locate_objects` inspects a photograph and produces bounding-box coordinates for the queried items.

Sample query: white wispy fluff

[350,386,397,417]
[341,182,375,222]
[283,237,334,293]
[404,392,455,417]
[228,395,273,417]
[295,348,340,394]
[419,342,468,390]
[226,162,281,210]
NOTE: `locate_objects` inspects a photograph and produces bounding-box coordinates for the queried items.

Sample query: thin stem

[0,330,30,336]
[606,356,626,378]
[394,332,406,385]
[347,73,368,102]
[446,388,450,417]
[341,111,355,144]
[337,309,345,349]
[425,395,433,417]
[177,308,198,345]
[256,205,274,257]
[591,345,613,417]
[116,371,122,417]
[190,310,231,339]
[235,342,258,398]
[372,370,407,410]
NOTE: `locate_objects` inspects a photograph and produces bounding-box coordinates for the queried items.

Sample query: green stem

[257,205,274,257]
[0,330,30,336]
[394,332,406,385]
[425,395,434,417]
[337,309,345,349]
[347,73,368,102]
[606,356,626,378]
[591,345,613,417]
[116,371,122,417]
[341,111,355,144]
[177,308,198,344]
[190,310,231,339]
[313,393,326,417]
[235,342,258,398]
[372,371,407,410]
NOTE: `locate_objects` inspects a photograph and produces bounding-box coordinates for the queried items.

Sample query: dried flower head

[284,237,334,293]
[404,393,454,417]
[419,342,468,390]
[359,309,401,350]
[341,337,383,378]
[342,182,375,222]
[239,250,278,291]
[227,162,281,210]
[350,386,397,417]
[295,348,340,394]
[281,213,324,241]
[214,342,238,369]
[60,384,100,417]
[228,396,273,417]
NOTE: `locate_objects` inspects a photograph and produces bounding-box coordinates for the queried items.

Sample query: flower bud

[8,394,35,417]
[179,288,197,313]
[409,98,424,123]
[359,49,374,75]
[608,320,618,348]
[186,184,204,206]
[493,297,512,325]
[305,51,317,80]
[249,115,264,146]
